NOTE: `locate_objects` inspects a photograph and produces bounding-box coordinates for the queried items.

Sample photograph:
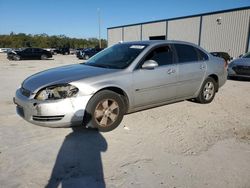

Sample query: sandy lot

[0,53,249,188]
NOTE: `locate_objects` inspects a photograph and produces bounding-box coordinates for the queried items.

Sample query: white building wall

[200,9,250,57]
[123,25,141,41]
[142,21,166,40]
[167,17,201,45]
[108,28,123,47]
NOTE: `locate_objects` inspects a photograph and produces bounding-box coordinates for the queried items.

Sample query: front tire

[84,90,125,132]
[196,77,217,104]
[41,54,47,60]
[14,55,20,61]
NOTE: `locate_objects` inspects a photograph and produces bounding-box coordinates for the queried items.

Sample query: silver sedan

[14,41,227,132]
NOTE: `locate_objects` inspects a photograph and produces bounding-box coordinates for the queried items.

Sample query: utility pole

[98,8,101,48]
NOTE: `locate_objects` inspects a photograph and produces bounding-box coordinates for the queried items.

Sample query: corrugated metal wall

[142,21,166,40]
[107,28,123,46]
[167,17,201,45]
[107,8,250,56]
[200,9,250,57]
[123,25,141,42]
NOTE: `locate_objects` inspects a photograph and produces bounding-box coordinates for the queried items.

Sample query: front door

[132,45,178,108]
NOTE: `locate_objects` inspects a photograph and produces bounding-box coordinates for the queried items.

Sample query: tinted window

[24,48,32,53]
[145,46,173,66]
[33,48,42,52]
[197,49,208,61]
[175,44,199,63]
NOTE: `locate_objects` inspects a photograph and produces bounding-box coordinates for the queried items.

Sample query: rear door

[132,45,178,108]
[33,48,42,59]
[21,48,33,59]
[174,44,207,98]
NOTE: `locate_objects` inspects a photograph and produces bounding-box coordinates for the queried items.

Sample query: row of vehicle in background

[76,48,103,60]
[7,48,53,60]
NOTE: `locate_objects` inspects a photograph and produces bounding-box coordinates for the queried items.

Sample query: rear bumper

[14,88,92,127]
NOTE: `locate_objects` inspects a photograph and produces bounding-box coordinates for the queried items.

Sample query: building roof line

[107,6,250,29]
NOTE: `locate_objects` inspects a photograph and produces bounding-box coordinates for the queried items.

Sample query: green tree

[0,33,107,49]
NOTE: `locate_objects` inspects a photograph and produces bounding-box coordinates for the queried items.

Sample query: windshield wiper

[86,63,117,69]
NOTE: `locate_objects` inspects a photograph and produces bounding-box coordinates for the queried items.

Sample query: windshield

[84,43,147,69]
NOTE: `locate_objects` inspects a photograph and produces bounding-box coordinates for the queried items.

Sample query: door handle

[200,65,206,70]
[167,69,176,74]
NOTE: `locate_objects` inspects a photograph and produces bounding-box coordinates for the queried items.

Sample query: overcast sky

[0,0,249,39]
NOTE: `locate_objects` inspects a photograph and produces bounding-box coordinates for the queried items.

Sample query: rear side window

[24,48,32,53]
[197,49,208,61]
[174,44,199,63]
[145,46,174,66]
[33,48,42,52]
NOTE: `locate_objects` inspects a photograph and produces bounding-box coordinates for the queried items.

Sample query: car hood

[8,50,18,54]
[22,64,116,93]
[231,58,250,66]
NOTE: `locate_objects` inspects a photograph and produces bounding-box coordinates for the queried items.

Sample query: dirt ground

[0,53,249,188]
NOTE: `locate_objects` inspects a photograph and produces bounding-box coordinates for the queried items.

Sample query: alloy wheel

[94,99,119,127]
[203,82,215,101]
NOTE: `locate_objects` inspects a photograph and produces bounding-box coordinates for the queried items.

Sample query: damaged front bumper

[14,88,92,127]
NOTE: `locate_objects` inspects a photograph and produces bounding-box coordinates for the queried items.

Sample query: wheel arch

[95,86,130,113]
[208,74,219,92]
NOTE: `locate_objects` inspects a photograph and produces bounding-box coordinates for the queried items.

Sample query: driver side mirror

[141,60,158,70]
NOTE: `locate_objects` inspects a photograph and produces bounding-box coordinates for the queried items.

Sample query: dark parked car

[76,48,103,60]
[7,48,52,60]
[228,52,250,79]
[210,52,232,65]
[76,48,91,59]
[52,47,70,55]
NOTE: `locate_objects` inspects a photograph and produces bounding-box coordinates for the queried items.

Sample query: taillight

[224,60,228,69]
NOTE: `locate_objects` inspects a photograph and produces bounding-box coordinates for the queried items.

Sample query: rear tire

[196,77,217,104]
[83,90,125,132]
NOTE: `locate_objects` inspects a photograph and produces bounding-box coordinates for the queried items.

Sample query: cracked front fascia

[71,82,97,96]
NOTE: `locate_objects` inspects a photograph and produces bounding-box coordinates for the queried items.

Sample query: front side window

[144,46,174,66]
[24,48,32,53]
[175,44,199,63]
[33,48,42,52]
[85,43,147,69]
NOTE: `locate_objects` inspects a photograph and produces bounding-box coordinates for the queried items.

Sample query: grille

[33,115,64,122]
[21,87,31,97]
[233,65,250,76]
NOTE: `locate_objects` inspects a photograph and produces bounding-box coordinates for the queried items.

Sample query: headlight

[35,84,79,101]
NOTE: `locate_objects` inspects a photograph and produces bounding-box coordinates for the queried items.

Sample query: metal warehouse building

[107,7,250,57]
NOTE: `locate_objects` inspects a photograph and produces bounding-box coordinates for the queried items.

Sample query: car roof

[120,40,198,46]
